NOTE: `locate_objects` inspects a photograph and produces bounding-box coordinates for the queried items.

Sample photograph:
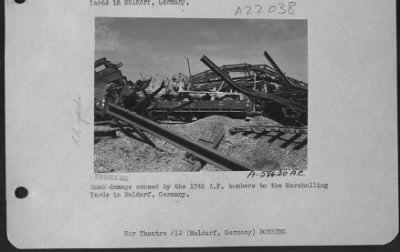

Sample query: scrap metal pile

[94,51,308,172]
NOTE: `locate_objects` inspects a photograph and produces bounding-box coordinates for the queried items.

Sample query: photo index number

[234,1,296,16]
[239,4,263,16]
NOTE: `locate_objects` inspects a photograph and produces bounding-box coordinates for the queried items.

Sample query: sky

[95,18,307,82]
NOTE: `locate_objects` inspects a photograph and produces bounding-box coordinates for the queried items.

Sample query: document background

[5,0,398,248]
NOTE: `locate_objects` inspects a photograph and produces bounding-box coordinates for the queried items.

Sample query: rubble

[94,115,307,172]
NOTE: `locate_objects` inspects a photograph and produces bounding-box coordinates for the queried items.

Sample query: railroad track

[230,125,308,150]
[230,125,307,134]
[106,103,254,171]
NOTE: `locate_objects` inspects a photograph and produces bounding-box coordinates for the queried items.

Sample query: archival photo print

[94,18,308,173]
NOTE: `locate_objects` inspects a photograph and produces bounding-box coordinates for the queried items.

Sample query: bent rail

[106,103,253,171]
[200,55,307,113]
[263,51,306,90]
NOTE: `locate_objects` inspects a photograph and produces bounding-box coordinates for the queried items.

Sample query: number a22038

[234,2,297,16]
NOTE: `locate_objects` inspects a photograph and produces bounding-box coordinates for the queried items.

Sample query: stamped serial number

[234,1,297,16]
[247,169,304,178]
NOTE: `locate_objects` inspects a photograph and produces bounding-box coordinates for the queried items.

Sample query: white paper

[5,0,398,248]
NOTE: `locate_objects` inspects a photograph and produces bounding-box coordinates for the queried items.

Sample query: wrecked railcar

[94,50,308,126]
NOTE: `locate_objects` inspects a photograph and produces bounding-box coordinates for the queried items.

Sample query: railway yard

[94,51,308,172]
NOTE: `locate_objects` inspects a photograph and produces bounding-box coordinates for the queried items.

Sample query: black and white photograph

[5,0,397,249]
[94,18,308,172]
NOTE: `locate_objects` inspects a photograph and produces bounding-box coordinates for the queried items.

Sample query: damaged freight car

[94,51,308,126]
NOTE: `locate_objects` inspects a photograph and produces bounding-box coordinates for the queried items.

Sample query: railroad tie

[280,134,302,148]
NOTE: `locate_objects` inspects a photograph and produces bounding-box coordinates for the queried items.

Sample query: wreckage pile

[94,51,308,172]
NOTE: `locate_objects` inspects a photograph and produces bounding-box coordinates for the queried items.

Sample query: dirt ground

[94,116,307,172]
